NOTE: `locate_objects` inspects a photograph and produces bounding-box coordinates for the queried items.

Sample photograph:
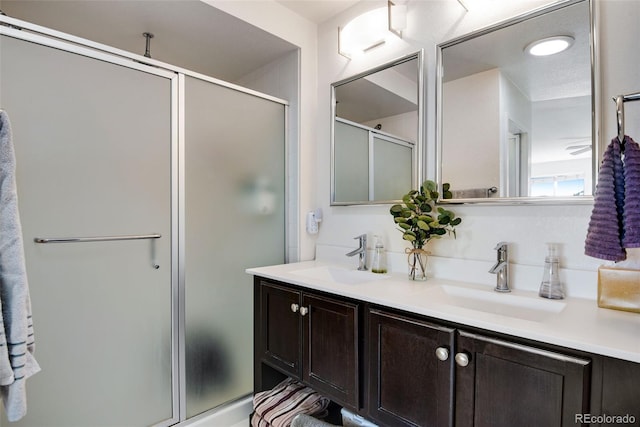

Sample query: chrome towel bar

[613,91,640,144]
[34,233,161,244]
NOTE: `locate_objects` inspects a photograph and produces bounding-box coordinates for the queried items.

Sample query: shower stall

[0,15,287,427]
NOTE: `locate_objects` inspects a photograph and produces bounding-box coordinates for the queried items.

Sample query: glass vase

[407,247,429,281]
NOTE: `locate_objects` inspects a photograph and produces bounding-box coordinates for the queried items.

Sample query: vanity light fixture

[525,35,574,56]
[339,1,407,59]
[456,0,469,12]
[388,0,407,37]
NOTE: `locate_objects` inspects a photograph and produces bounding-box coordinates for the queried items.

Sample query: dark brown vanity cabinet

[454,331,591,427]
[367,309,591,427]
[255,279,360,409]
[368,309,455,427]
[255,277,639,427]
[599,356,640,424]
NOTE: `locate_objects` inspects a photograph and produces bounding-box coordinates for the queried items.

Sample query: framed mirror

[331,51,423,205]
[436,0,596,203]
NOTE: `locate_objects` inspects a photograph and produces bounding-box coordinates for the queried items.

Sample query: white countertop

[247,260,640,363]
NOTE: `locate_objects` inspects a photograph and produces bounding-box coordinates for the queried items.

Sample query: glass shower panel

[373,135,413,200]
[0,36,174,426]
[334,120,369,202]
[184,76,285,417]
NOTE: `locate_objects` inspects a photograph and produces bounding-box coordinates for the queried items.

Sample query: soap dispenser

[539,243,565,299]
[371,235,387,274]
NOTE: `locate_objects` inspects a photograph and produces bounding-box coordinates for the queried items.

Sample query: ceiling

[0,0,300,82]
[441,0,593,164]
[276,0,359,24]
[2,0,593,166]
[335,57,419,125]
[442,0,591,102]
[0,0,361,81]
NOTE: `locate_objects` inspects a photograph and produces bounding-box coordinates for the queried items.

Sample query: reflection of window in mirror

[531,175,586,197]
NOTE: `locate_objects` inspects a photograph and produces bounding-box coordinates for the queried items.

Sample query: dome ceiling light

[525,35,574,56]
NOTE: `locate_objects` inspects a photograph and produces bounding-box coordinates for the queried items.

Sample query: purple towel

[623,136,640,248]
[585,138,626,261]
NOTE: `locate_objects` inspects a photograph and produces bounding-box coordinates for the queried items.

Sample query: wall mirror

[437,0,596,203]
[331,51,423,205]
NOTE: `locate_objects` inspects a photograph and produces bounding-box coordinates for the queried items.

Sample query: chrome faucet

[346,234,367,271]
[489,242,510,292]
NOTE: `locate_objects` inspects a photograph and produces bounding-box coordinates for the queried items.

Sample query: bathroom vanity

[249,261,640,427]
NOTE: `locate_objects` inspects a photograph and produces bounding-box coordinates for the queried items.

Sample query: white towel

[0,110,40,421]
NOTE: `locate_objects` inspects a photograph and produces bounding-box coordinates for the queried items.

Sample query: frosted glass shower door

[1,35,176,426]
[183,76,285,417]
[373,134,413,201]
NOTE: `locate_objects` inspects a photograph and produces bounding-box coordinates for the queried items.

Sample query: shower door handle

[34,233,162,268]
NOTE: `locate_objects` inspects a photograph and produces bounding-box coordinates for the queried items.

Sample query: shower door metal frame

[1,12,290,426]
[176,72,289,423]
[1,17,181,427]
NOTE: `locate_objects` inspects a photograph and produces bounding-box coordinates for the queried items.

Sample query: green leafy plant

[389,180,462,249]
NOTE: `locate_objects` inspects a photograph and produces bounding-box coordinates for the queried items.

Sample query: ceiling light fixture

[388,0,407,38]
[338,1,407,59]
[525,35,574,56]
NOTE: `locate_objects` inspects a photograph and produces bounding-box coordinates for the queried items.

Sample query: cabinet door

[302,293,359,409]
[258,281,302,378]
[368,309,455,427]
[600,356,640,423]
[455,331,591,427]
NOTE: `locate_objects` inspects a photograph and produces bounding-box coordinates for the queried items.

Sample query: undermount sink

[428,284,567,322]
[291,265,390,285]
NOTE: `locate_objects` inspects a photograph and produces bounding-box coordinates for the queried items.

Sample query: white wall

[362,111,417,143]
[501,73,532,137]
[214,0,640,276]
[443,68,501,191]
[313,0,640,289]
[596,0,640,268]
